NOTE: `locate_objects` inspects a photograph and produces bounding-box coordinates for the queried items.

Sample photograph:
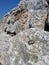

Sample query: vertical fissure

[44,2,49,31]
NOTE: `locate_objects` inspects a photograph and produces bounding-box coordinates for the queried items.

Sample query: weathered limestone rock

[1,9,47,36]
[0,28,49,65]
[19,0,48,10]
[28,9,47,30]
[0,0,49,65]
[8,28,49,65]
[0,32,11,65]
[0,0,47,36]
[5,12,29,35]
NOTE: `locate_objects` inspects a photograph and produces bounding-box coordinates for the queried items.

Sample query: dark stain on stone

[4,27,7,32]
[7,20,10,24]
[0,62,2,65]
[29,23,32,28]
[28,40,35,45]
[7,31,16,36]
[14,9,24,16]
[33,55,38,63]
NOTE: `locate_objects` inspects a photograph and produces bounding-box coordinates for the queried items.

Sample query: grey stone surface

[28,9,47,30]
[19,0,48,10]
[1,9,47,36]
[0,0,47,36]
[0,28,49,65]
[5,28,49,65]
[28,0,48,9]
[0,0,49,65]
[0,32,11,65]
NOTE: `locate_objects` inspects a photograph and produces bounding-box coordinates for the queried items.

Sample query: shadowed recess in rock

[44,21,49,31]
[46,0,49,5]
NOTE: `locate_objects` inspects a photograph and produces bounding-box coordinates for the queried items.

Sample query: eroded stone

[9,28,49,65]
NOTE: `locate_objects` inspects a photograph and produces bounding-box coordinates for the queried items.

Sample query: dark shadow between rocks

[44,17,49,31]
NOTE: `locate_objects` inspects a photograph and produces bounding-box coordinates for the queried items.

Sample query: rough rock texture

[0,0,49,65]
[10,28,49,65]
[0,5,47,35]
[28,9,47,30]
[0,32,11,65]
[0,28,49,65]
[0,0,48,35]
[19,0,48,9]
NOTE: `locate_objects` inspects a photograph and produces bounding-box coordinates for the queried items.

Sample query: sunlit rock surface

[0,0,49,65]
[0,7,47,35]
[0,32,11,65]
[0,28,49,65]
[19,0,48,9]
[0,0,47,35]
[10,28,49,65]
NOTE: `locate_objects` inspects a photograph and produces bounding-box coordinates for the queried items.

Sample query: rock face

[0,32,11,65]
[0,0,47,35]
[10,28,49,65]
[28,9,47,30]
[0,28,49,65]
[0,0,49,65]
[19,0,48,9]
